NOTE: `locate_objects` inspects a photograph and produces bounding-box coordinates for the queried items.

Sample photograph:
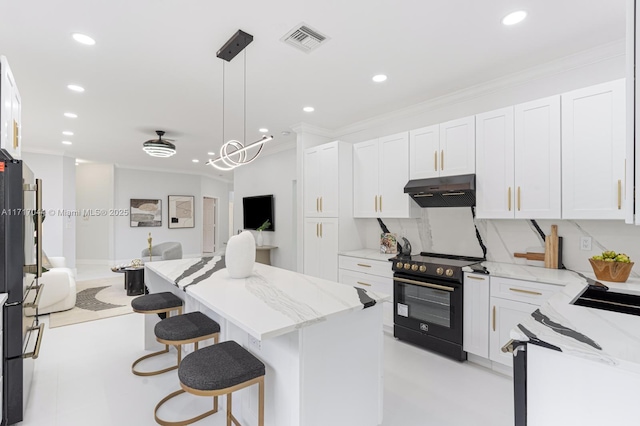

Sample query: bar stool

[154,340,266,426]
[130,292,183,376]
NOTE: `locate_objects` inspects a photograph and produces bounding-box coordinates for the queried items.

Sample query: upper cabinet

[304,141,341,217]
[561,79,626,220]
[353,132,416,218]
[0,56,21,159]
[476,96,561,219]
[409,117,475,180]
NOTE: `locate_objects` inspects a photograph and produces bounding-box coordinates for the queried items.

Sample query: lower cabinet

[338,255,393,330]
[303,218,339,282]
[488,297,538,367]
[463,273,490,358]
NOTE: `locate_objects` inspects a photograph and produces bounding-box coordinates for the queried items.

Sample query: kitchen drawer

[338,255,393,279]
[490,276,561,304]
[338,269,393,327]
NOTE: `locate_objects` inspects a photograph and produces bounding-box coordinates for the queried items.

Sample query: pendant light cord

[222,59,225,144]
[244,50,247,144]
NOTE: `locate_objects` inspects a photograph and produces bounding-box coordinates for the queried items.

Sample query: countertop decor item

[543,225,562,269]
[380,233,397,254]
[226,231,256,278]
[256,219,270,247]
[589,251,633,282]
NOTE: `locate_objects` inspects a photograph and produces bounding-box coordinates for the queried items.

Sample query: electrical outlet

[248,335,261,351]
[580,236,592,251]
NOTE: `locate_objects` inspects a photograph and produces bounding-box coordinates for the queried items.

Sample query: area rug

[49,276,135,328]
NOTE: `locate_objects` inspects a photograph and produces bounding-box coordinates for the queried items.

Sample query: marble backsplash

[356,208,640,278]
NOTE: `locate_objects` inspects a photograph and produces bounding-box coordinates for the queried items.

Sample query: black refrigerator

[0,149,43,425]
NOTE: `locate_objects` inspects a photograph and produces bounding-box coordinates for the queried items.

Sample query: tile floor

[17,265,514,426]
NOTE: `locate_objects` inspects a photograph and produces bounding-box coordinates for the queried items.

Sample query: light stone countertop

[339,249,398,262]
[464,261,640,372]
[146,258,390,340]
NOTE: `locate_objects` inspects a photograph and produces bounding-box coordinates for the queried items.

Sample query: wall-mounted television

[243,195,275,231]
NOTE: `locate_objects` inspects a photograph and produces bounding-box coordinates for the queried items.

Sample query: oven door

[393,273,463,345]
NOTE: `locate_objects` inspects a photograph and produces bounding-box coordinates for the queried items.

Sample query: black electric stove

[392,252,485,361]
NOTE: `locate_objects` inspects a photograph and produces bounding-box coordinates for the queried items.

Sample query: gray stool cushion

[131,292,182,312]
[155,311,220,342]
[179,341,265,391]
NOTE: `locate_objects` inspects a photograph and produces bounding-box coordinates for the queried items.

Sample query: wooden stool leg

[227,392,232,426]
[258,377,265,426]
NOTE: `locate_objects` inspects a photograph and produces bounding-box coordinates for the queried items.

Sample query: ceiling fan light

[143,141,176,157]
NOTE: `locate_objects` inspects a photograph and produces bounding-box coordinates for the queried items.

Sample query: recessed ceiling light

[281,131,291,136]
[303,106,315,112]
[72,33,96,46]
[259,128,269,133]
[502,10,527,26]
[64,112,78,118]
[372,74,387,83]
[192,159,200,163]
[62,131,74,136]
[67,84,85,93]
[207,152,215,156]
[62,141,72,145]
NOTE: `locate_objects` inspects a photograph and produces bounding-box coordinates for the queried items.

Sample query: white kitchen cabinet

[409,124,440,179]
[353,132,415,218]
[409,117,475,180]
[303,141,341,217]
[488,277,562,367]
[438,116,475,177]
[476,96,561,219]
[304,217,339,282]
[463,273,490,358]
[562,79,626,219]
[0,56,21,159]
[338,255,393,331]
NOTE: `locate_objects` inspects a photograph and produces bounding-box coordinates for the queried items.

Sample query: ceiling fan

[142,130,177,158]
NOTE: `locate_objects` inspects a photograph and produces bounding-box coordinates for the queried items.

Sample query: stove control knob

[396,262,403,269]
[419,265,427,273]
[411,264,418,271]
[403,263,411,270]
[436,267,444,275]
[445,269,454,277]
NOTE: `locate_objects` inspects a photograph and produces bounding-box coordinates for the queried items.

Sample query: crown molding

[333,39,625,138]
[289,122,336,138]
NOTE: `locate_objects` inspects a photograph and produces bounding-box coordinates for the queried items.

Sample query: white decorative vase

[225,231,256,278]
[256,230,264,247]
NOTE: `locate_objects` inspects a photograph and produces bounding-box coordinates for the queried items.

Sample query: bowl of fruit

[589,251,633,282]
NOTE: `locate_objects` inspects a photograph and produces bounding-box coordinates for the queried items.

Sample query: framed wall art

[168,195,195,229]
[130,199,162,227]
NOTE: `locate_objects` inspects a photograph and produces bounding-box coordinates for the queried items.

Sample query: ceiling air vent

[281,23,329,53]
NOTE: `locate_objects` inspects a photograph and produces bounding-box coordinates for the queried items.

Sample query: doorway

[202,197,217,253]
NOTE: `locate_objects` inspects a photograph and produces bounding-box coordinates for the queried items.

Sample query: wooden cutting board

[514,252,545,261]
[544,225,559,269]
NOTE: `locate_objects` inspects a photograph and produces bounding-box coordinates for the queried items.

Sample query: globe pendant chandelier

[207,30,273,171]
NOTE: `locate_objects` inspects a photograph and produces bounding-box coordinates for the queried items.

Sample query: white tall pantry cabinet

[0,56,21,159]
[303,141,359,281]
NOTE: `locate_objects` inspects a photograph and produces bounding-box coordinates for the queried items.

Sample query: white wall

[21,151,76,268]
[113,167,205,262]
[233,148,297,271]
[76,163,114,263]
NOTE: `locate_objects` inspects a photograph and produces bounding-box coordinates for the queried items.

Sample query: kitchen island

[144,256,390,426]
[469,262,640,426]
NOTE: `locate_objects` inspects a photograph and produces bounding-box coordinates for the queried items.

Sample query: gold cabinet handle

[379,195,382,212]
[375,195,378,212]
[509,287,542,296]
[517,186,521,211]
[434,150,438,171]
[316,197,319,212]
[492,306,496,331]
[357,263,372,268]
[357,281,372,287]
[320,222,323,238]
[440,150,444,171]
[618,180,622,210]
[320,196,323,212]
[466,276,485,281]
[508,187,512,211]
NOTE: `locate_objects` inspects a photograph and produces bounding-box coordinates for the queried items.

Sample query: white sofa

[25,256,76,316]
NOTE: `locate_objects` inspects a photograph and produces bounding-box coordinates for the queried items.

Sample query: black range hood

[404,174,476,208]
